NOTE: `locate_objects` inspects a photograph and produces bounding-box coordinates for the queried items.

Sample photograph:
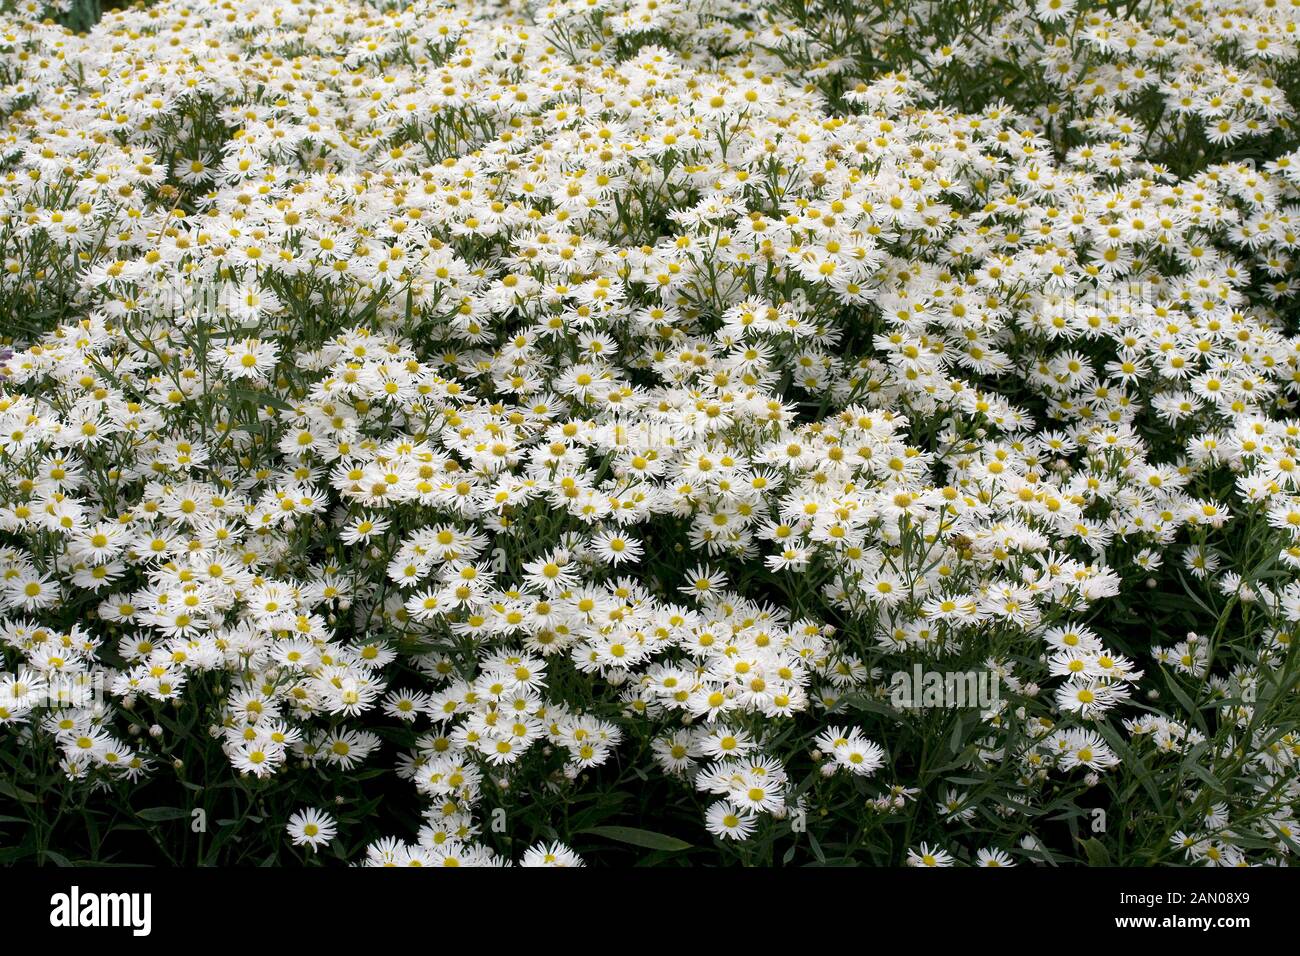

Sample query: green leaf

[578,826,692,852]
[831,692,897,718]
[0,779,38,804]
[1097,722,1164,813]
[1162,674,1208,734]
[948,712,970,755]
[1184,758,1227,794]
[136,807,190,822]
[230,386,292,412]
[807,828,826,865]
[207,325,266,341]
[1081,838,1111,866]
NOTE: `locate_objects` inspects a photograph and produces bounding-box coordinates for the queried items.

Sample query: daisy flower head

[907,843,955,867]
[705,800,757,841]
[519,841,585,867]
[287,808,338,852]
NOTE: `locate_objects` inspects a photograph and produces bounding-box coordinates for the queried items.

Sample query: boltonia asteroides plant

[0,0,1298,868]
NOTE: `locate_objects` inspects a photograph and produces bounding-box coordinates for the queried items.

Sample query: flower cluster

[0,0,1298,866]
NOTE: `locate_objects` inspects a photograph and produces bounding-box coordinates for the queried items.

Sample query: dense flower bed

[0,0,1298,866]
